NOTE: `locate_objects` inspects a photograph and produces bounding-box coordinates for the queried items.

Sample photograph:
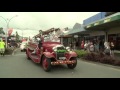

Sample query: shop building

[65,23,89,49]
[84,12,120,50]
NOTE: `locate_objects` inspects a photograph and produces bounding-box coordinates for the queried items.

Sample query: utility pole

[0,15,18,48]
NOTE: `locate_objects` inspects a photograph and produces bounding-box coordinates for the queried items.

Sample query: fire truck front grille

[56,52,65,60]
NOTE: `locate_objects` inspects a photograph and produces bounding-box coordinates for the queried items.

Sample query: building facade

[84,12,120,50]
[64,12,120,50]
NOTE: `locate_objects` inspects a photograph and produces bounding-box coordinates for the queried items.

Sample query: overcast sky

[0,12,99,37]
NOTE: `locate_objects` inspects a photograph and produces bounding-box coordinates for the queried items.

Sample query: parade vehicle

[20,41,27,52]
[26,29,77,72]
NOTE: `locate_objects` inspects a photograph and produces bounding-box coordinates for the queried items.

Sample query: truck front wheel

[67,57,77,69]
[42,56,51,72]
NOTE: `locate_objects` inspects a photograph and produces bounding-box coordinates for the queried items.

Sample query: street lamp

[0,15,18,48]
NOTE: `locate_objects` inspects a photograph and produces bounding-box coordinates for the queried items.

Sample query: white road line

[5,54,25,56]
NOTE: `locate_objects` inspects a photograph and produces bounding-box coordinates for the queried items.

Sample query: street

[0,49,120,78]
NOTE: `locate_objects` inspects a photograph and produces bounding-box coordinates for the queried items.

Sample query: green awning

[85,13,120,30]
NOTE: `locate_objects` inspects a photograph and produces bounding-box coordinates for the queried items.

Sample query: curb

[12,48,19,55]
[78,58,120,70]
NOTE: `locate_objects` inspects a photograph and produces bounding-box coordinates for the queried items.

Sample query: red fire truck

[26,29,77,72]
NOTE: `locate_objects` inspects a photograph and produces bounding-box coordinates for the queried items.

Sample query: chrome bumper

[51,60,76,65]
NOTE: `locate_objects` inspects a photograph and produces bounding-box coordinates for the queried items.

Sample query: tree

[0,27,5,35]
[16,31,20,42]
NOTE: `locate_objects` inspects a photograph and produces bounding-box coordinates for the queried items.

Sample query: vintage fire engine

[26,29,77,72]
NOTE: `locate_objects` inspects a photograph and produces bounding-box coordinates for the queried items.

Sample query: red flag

[8,28,13,36]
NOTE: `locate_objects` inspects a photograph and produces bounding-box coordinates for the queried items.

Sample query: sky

[0,12,99,37]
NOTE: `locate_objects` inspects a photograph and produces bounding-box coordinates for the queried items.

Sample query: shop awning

[84,12,120,30]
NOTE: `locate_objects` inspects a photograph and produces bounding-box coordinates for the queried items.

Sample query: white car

[20,41,27,52]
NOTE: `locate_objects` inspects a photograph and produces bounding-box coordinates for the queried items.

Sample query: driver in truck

[32,30,43,54]
[32,37,41,54]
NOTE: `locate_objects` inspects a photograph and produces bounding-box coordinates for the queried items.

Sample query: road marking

[5,53,25,57]
[12,48,20,55]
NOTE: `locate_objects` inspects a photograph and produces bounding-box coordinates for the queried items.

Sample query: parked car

[20,41,27,52]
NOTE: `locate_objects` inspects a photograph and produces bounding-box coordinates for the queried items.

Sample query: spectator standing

[75,40,79,50]
[104,41,111,56]
[84,41,88,51]
[87,41,91,52]
[110,42,115,51]
[0,39,5,56]
[81,41,84,49]
[89,42,94,52]
[110,42,115,57]
[94,41,99,52]
[99,40,104,52]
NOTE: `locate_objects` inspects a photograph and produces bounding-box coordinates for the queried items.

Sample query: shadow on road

[28,59,76,73]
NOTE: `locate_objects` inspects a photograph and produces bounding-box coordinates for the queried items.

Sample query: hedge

[74,50,88,58]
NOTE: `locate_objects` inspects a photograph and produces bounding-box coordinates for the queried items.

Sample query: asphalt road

[0,49,120,78]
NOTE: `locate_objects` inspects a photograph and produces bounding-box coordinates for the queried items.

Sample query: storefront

[116,34,120,50]
[84,12,120,50]
[65,25,89,49]
[59,35,72,47]
[108,33,120,50]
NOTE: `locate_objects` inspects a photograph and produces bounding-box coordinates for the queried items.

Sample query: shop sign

[104,18,111,23]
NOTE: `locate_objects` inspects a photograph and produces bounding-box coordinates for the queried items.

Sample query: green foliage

[82,52,120,66]
[74,50,88,58]
[0,27,5,34]
[56,50,67,53]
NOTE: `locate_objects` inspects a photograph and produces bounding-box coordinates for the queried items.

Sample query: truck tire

[42,56,51,72]
[26,50,31,60]
[67,57,77,69]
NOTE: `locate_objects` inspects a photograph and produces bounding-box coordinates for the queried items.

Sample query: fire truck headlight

[52,47,57,52]
[66,47,71,52]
